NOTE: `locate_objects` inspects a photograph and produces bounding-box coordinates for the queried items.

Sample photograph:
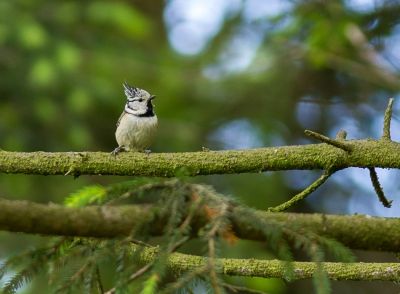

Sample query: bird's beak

[150,95,156,100]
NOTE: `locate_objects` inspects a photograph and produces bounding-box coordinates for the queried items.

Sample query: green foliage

[64,178,165,207]
[139,274,158,294]
[64,185,106,207]
[0,238,68,294]
[87,2,152,38]
[1,179,354,293]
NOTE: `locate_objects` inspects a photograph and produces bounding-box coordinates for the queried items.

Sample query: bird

[111,82,158,156]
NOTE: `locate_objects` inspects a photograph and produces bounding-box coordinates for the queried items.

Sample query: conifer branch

[160,265,209,294]
[104,263,153,294]
[221,283,268,294]
[55,243,116,294]
[95,265,104,294]
[269,170,334,212]
[381,98,394,141]
[1,238,67,293]
[2,199,400,251]
[368,167,392,208]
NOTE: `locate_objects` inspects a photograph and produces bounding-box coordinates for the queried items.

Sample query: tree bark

[1,199,399,252]
[1,138,400,177]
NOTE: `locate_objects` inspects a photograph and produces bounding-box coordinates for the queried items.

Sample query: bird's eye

[138,98,143,102]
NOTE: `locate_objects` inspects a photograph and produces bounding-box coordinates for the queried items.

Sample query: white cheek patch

[126,102,138,111]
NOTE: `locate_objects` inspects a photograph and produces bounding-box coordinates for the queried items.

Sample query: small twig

[208,238,221,294]
[169,268,196,294]
[381,98,394,141]
[128,237,153,248]
[95,265,104,294]
[205,203,229,240]
[104,263,154,294]
[222,283,269,294]
[178,195,204,234]
[368,167,392,208]
[269,170,335,212]
[64,167,72,176]
[171,236,191,252]
[104,181,175,206]
[305,130,352,152]
[160,266,209,294]
[335,130,347,140]
[107,237,190,294]
[127,263,153,283]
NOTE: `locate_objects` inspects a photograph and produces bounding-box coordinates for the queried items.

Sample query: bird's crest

[123,81,147,100]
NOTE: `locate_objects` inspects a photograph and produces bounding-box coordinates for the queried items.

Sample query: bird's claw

[110,146,123,157]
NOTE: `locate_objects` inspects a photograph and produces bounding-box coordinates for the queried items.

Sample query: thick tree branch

[138,246,400,281]
[1,199,400,252]
[1,138,400,177]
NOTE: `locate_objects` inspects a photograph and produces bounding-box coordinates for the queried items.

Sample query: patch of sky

[380,24,400,72]
[345,0,376,12]
[164,0,292,77]
[346,168,400,217]
[207,118,285,150]
[203,26,264,79]
[242,0,292,23]
[295,98,322,130]
[164,0,241,55]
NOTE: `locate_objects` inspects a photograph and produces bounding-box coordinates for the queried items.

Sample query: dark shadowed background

[1,0,400,293]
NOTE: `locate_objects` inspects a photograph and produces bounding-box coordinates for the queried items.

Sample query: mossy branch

[381,98,394,141]
[0,99,397,177]
[138,245,400,282]
[368,167,392,208]
[1,138,400,177]
[305,130,352,152]
[1,199,400,252]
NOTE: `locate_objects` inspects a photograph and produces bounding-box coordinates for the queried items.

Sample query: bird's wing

[116,111,127,127]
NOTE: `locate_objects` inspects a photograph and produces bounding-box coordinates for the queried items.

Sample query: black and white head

[123,82,156,117]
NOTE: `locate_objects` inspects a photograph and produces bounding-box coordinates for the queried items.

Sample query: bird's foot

[144,149,151,156]
[110,146,124,157]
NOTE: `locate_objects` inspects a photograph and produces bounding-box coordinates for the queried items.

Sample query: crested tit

[111,82,158,155]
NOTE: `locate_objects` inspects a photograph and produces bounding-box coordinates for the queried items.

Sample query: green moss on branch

[139,246,400,281]
[1,199,400,252]
[1,138,400,177]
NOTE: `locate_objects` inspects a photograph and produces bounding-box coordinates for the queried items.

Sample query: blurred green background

[1,0,400,293]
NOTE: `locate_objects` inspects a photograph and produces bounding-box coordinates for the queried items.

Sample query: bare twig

[104,263,154,294]
[128,237,153,248]
[269,170,334,212]
[305,130,352,152]
[208,238,221,294]
[368,167,392,208]
[159,266,209,294]
[381,98,394,141]
[335,130,347,140]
